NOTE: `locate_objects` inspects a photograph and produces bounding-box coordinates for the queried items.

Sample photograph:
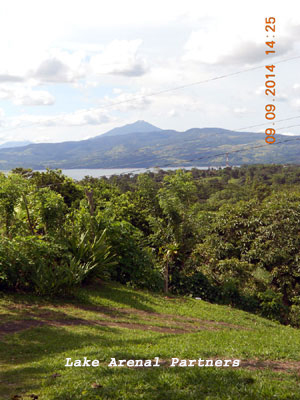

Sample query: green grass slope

[1,282,300,399]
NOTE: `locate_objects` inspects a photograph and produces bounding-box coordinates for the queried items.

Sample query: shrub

[289,304,300,327]
[64,229,117,282]
[0,236,67,294]
[288,297,300,327]
[104,220,163,290]
[219,279,242,306]
[0,235,99,295]
[176,271,219,301]
[257,290,288,322]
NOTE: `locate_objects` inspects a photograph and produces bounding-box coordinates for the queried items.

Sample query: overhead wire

[0,54,300,135]
[12,132,300,185]
[5,122,300,182]
[1,53,300,180]
[103,134,300,178]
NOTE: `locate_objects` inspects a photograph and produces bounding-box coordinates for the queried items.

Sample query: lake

[1,166,227,180]
[58,166,225,180]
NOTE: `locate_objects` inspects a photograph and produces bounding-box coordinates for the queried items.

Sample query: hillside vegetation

[0,121,298,168]
[2,165,300,326]
[2,164,300,398]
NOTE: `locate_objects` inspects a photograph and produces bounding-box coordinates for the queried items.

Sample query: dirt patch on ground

[241,359,300,373]
[0,303,249,338]
[75,304,249,331]
[0,320,43,336]
[130,358,300,373]
[0,312,245,337]
[0,317,202,336]
[42,317,191,334]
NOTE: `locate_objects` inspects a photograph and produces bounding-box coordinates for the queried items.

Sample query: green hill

[0,121,299,169]
[1,282,300,399]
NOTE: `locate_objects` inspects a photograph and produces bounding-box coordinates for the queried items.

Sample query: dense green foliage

[2,165,300,326]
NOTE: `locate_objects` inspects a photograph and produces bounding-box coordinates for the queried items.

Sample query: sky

[0,0,300,144]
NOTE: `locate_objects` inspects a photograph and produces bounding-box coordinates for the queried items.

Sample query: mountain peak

[97,120,162,138]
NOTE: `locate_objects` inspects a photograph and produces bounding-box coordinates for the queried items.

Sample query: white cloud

[222,38,293,65]
[13,90,55,106]
[141,62,194,89]
[146,91,230,120]
[62,109,111,126]
[183,28,225,65]
[254,86,265,96]
[101,88,152,111]
[0,40,147,87]
[0,48,86,86]
[276,94,288,103]
[0,85,55,106]
[291,98,300,110]
[34,58,77,83]
[0,108,5,127]
[33,49,86,83]
[0,74,25,83]
[254,86,289,102]
[233,107,247,114]
[293,83,300,91]
[168,109,179,117]
[89,40,148,77]
[254,87,288,106]
[183,17,295,66]
[11,107,111,129]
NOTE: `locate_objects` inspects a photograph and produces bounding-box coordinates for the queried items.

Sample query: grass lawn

[1,282,300,399]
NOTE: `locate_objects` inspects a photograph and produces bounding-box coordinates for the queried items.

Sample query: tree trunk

[164,260,169,294]
[22,194,35,235]
[85,189,95,215]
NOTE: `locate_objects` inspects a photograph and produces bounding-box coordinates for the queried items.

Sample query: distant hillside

[0,121,299,169]
[0,140,32,149]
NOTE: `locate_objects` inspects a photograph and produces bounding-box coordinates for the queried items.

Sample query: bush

[176,271,219,301]
[65,229,117,282]
[288,297,300,327]
[104,220,163,291]
[30,257,95,296]
[0,236,96,295]
[236,293,260,313]
[257,290,288,322]
[219,280,242,306]
[289,305,300,327]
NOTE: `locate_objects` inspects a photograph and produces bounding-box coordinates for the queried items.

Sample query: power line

[13,124,300,181]
[8,133,300,184]
[4,120,300,181]
[276,124,300,131]
[236,115,300,131]
[104,132,300,176]
[1,54,300,135]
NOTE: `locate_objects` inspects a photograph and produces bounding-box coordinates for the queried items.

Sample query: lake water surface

[2,166,226,180]
[59,166,223,180]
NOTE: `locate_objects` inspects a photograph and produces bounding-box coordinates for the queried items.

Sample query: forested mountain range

[0,120,298,169]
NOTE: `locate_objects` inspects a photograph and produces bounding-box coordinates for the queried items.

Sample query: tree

[150,170,199,290]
